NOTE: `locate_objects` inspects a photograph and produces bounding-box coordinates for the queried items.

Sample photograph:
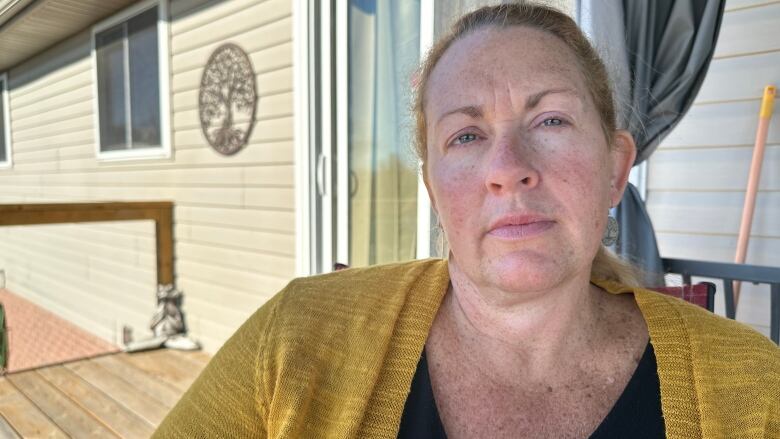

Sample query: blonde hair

[414,2,642,287]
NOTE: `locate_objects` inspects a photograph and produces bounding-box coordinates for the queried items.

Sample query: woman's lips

[487,220,555,239]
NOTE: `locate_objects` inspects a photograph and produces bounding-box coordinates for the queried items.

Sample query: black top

[397,342,665,438]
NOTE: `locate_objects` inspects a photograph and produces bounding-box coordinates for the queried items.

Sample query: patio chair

[662,258,780,344]
[652,282,716,313]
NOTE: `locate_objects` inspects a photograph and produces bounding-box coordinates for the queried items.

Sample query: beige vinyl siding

[0,0,294,353]
[647,0,780,337]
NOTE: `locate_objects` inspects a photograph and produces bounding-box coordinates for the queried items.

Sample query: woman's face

[424,26,634,294]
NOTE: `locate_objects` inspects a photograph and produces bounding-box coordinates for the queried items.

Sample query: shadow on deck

[0,348,209,438]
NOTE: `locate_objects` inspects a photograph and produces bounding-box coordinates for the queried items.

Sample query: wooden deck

[0,349,210,438]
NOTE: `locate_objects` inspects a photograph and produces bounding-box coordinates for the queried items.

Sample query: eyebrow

[525,88,581,110]
[435,88,581,126]
[436,105,484,126]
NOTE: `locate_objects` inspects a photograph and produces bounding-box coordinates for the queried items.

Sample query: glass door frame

[297,0,437,275]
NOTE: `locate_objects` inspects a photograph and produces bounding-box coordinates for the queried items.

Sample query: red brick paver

[0,289,120,373]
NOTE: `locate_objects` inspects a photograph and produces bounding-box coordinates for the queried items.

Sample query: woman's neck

[441,258,618,381]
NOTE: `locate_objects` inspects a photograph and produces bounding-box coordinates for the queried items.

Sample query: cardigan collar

[383,259,700,439]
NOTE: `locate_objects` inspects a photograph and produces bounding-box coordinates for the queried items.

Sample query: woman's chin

[480,252,571,293]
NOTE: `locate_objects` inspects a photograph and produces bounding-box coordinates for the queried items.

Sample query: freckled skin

[422,26,646,439]
[424,27,615,295]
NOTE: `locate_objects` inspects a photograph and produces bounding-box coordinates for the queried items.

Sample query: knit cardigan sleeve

[152,292,280,438]
[153,259,449,439]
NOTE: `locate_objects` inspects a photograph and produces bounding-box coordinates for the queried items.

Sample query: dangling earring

[602,211,619,247]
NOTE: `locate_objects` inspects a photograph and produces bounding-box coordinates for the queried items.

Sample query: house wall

[646,0,780,337]
[0,0,295,353]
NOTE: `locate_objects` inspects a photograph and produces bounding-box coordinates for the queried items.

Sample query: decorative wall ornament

[199,43,258,155]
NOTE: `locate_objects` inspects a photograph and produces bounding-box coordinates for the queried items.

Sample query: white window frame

[294,0,313,276]
[0,73,11,170]
[416,0,435,258]
[91,0,171,162]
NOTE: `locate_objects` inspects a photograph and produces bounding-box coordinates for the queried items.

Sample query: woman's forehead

[425,26,588,113]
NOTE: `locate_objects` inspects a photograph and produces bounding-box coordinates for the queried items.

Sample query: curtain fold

[624,0,725,163]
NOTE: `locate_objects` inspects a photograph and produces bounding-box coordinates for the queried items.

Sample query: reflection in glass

[96,25,128,151]
[348,0,420,266]
[129,7,161,149]
[0,80,6,162]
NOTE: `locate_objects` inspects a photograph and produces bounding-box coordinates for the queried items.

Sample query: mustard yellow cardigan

[154,259,780,438]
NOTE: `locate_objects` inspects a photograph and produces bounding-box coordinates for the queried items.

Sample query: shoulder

[274,258,447,313]
[596,279,778,364]
[634,287,780,393]
[281,258,447,300]
[636,287,778,359]
[597,279,779,384]
[245,258,448,344]
[636,289,780,431]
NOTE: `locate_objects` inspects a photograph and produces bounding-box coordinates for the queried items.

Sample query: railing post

[723,279,736,320]
[771,283,779,344]
[154,204,174,286]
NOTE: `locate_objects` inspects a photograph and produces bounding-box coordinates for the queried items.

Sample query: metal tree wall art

[199,43,258,155]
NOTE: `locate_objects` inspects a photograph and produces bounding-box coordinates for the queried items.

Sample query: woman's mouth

[487,215,555,239]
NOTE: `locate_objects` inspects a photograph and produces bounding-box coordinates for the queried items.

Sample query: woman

[155,3,779,438]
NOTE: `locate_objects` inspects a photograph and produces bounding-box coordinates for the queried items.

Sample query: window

[0,73,10,169]
[92,0,170,160]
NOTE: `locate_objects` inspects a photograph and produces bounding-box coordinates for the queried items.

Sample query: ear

[609,130,637,206]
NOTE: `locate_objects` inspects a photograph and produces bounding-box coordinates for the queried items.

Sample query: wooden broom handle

[734,85,776,307]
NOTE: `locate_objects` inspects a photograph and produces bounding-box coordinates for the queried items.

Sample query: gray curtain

[624,0,725,163]
[582,0,725,286]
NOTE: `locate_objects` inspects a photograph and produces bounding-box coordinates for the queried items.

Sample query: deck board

[166,348,211,369]
[37,366,154,439]
[0,379,66,438]
[0,415,21,438]
[0,349,209,438]
[118,351,202,392]
[92,355,184,408]
[7,371,118,438]
[66,361,169,426]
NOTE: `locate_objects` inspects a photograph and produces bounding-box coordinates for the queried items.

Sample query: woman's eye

[452,133,478,145]
[542,118,564,127]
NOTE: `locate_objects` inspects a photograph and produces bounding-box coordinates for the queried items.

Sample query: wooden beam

[0,202,175,288]
[0,202,172,227]
[155,206,174,286]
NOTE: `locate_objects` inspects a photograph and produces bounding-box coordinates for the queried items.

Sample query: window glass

[128,7,160,149]
[348,0,420,266]
[95,6,160,153]
[96,24,128,151]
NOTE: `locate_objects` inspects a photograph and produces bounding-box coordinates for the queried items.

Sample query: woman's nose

[484,137,540,194]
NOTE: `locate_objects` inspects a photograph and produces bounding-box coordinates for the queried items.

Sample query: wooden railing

[0,201,199,350]
[0,202,174,286]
